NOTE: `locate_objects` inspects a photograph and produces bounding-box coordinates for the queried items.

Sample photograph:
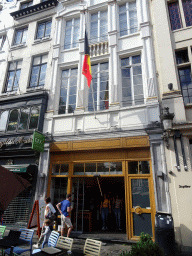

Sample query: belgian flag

[82,30,92,88]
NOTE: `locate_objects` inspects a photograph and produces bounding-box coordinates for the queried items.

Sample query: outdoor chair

[32,231,59,254]
[83,238,102,256]
[56,236,73,251]
[4,228,34,256]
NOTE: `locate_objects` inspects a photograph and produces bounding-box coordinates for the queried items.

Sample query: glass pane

[133,213,152,236]
[45,21,52,37]
[110,162,122,174]
[131,179,150,208]
[129,161,138,174]
[37,23,45,39]
[60,164,69,174]
[18,107,30,130]
[182,0,192,27]
[14,30,22,45]
[168,2,183,30]
[140,161,150,174]
[0,111,9,132]
[85,163,96,174]
[7,109,19,131]
[74,163,84,175]
[29,106,40,129]
[97,162,110,174]
[51,177,68,206]
[52,164,60,174]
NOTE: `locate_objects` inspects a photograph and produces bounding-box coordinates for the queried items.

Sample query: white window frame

[59,68,78,114]
[0,35,6,50]
[36,20,52,39]
[121,55,144,107]
[13,28,28,45]
[118,1,138,37]
[64,18,80,50]
[88,62,109,112]
[90,10,108,44]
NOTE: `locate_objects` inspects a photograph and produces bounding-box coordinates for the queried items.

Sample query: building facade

[40,0,170,240]
[0,0,57,227]
[150,0,192,252]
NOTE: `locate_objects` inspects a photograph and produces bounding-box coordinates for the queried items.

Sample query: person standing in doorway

[100,194,111,231]
[56,194,73,237]
[113,194,122,231]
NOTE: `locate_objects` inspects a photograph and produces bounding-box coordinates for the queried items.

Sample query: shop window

[59,68,77,114]
[0,106,40,133]
[119,1,138,37]
[7,109,19,131]
[36,20,52,39]
[129,161,150,174]
[88,62,109,111]
[90,10,108,44]
[51,177,68,206]
[0,35,6,50]
[52,164,69,175]
[121,55,144,107]
[14,28,28,45]
[29,54,48,88]
[20,1,33,9]
[18,107,30,130]
[73,162,122,175]
[4,60,22,92]
[0,111,9,132]
[29,106,40,129]
[64,18,80,50]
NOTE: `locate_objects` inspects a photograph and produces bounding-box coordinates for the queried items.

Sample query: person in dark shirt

[56,194,73,237]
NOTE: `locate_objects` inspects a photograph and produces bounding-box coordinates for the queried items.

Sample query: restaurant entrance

[72,177,126,233]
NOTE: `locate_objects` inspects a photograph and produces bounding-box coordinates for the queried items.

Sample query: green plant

[119,232,164,256]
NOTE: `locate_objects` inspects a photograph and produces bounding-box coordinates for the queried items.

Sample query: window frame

[36,20,52,40]
[4,60,22,93]
[0,105,41,133]
[0,35,6,50]
[90,10,108,44]
[88,62,109,112]
[64,17,80,50]
[29,54,48,88]
[59,68,78,114]
[121,55,144,107]
[20,1,33,9]
[13,27,28,45]
[118,1,138,37]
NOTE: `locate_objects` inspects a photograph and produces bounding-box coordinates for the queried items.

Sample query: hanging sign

[32,131,45,152]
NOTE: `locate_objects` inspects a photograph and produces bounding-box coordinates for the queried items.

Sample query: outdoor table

[0,237,29,256]
[32,248,85,256]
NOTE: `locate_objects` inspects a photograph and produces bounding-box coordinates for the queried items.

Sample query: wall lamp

[160,107,175,149]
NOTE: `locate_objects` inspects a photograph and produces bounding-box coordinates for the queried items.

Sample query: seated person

[33,219,52,248]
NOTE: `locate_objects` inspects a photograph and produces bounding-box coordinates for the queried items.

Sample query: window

[64,18,80,50]
[59,68,78,114]
[29,54,48,88]
[4,61,22,92]
[36,20,52,39]
[119,1,138,37]
[14,28,27,45]
[0,35,6,50]
[182,0,192,27]
[176,49,192,104]
[20,1,33,9]
[168,2,183,30]
[0,106,40,133]
[90,11,108,44]
[121,55,144,107]
[88,62,109,111]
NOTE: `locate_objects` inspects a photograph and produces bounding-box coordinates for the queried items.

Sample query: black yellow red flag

[82,30,92,87]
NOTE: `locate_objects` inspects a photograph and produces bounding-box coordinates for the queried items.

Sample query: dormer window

[20,1,33,9]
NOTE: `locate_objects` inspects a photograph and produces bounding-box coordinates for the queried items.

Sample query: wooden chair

[56,236,73,251]
[83,238,102,256]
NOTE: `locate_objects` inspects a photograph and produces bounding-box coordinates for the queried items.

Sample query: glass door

[129,177,153,238]
[72,178,85,233]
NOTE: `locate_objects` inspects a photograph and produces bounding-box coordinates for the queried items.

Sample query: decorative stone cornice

[10,0,58,20]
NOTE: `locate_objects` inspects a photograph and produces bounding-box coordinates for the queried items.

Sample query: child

[33,219,52,248]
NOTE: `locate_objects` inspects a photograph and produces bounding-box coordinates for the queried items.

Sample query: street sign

[32,131,45,152]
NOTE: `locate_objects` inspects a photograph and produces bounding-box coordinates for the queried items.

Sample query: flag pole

[91,80,96,119]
